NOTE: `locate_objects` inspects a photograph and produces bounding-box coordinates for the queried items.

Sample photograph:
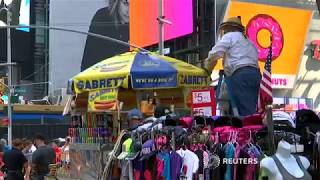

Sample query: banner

[88,88,118,112]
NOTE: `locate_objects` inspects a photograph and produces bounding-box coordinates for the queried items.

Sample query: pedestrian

[22,139,34,162]
[204,16,261,116]
[22,139,35,180]
[30,134,55,180]
[0,139,10,153]
[61,136,71,165]
[0,139,4,178]
[49,141,61,165]
[127,108,143,129]
[3,138,28,180]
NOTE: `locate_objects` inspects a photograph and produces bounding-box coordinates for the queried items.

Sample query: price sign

[192,91,211,104]
[193,107,213,116]
[191,88,216,117]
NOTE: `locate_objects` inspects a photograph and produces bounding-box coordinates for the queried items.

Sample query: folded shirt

[273,111,296,128]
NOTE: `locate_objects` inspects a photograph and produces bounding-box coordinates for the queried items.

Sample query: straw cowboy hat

[219,16,245,32]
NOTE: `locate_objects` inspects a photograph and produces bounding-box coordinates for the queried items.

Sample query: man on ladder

[203,16,261,117]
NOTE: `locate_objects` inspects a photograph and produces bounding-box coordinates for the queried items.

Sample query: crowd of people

[0,135,71,180]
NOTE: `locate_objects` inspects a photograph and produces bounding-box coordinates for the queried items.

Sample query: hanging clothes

[176,149,199,180]
[232,143,241,180]
[195,149,204,175]
[224,143,235,180]
[169,151,183,180]
[157,152,171,180]
[210,142,225,180]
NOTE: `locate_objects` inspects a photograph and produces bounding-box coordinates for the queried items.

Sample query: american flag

[257,41,273,113]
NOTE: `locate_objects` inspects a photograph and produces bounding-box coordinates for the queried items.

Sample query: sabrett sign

[76,77,125,90]
[181,75,208,85]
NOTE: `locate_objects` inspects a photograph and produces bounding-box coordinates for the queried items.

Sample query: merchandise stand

[60,50,211,179]
[57,107,130,179]
[58,88,190,179]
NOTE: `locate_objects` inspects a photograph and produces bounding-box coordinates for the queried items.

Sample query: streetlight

[157,0,172,55]
[0,4,12,147]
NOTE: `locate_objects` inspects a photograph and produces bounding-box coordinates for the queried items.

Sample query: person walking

[204,16,261,116]
[61,137,70,165]
[22,139,35,180]
[3,138,28,180]
[30,134,55,180]
[0,139,10,153]
[49,141,61,165]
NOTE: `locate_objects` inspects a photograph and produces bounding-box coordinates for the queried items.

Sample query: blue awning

[0,113,64,121]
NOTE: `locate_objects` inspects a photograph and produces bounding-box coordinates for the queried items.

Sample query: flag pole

[266,35,275,154]
[266,104,275,154]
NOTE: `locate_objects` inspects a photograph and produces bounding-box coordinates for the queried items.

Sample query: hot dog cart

[59,51,209,179]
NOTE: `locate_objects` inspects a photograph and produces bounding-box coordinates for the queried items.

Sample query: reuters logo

[211,154,220,169]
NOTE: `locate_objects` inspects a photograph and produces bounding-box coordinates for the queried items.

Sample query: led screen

[130,0,193,48]
[0,0,30,32]
[17,0,30,32]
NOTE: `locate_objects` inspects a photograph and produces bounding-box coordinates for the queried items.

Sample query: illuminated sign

[0,0,30,32]
[17,0,30,32]
[214,1,312,89]
[130,0,193,48]
[271,74,295,89]
[246,14,283,62]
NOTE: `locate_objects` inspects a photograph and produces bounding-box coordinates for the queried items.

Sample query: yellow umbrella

[72,51,209,94]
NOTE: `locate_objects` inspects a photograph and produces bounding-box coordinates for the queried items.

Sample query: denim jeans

[225,66,262,116]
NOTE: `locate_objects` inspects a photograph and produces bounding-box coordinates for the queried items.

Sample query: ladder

[215,70,239,117]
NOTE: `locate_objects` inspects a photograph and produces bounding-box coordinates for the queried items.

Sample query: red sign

[311,40,320,61]
[191,88,216,117]
[1,117,9,127]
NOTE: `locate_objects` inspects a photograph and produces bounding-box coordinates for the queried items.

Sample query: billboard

[214,1,312,89]
[130,0,193,48]
[49,0,193,93]
[0,0,33,79]
[0,0,30,32]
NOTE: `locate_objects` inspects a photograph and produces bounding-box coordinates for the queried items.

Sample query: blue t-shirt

[169,151,183,180]
[4,145,11,153]
[158,152,171,180]
[224,143,235,180]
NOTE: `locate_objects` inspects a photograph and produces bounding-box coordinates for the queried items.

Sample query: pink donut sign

[246,14,284,62]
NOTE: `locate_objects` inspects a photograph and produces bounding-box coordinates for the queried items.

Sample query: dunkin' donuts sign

[214,1,312,89]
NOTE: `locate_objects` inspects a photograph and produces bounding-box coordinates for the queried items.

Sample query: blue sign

[131,53,177,89]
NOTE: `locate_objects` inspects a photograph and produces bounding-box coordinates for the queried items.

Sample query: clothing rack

[119,117,265,180]
[128,115,264,151]
[266,105,276,154]
[264,103,289,154]
[103,113,270,180]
